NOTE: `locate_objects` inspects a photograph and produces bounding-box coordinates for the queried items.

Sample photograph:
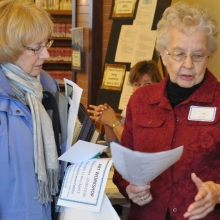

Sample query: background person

[113,2,220,220]
[0,1,66,219]
[88,60,162,146]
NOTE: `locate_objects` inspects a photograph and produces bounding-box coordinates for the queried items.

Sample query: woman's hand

[88,103,118,127]
[99,105,118,127]
[88,104,107,123]
[126,183,152,206]
[184,173,220,219]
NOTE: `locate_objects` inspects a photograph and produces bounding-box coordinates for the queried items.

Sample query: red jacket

[113,70,220,220]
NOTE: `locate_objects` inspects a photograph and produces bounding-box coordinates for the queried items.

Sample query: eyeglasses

[24,40,54,54]
[166,49,209,62]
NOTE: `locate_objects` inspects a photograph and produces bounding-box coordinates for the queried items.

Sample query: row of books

[52,23,72,38]
[47,47,72,62]
[26,0,72,10]
[46,70,72,80]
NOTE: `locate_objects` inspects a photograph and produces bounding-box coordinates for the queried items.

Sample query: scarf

[1,63,60,205]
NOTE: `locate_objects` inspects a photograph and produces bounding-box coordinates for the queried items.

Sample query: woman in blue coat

[0,1,64,219]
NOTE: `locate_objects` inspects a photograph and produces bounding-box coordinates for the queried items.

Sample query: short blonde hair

[156,2,218,55]
[0,0,53,63]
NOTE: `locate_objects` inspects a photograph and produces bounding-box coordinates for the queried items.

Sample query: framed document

[72,49,81,71]
[101,64,126,91]
[110,0,138,19]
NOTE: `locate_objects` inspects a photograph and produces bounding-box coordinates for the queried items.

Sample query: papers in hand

[110,142,183,185]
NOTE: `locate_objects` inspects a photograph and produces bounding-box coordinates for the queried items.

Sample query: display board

[96,0,171,113]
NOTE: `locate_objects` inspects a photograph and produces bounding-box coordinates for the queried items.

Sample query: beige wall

[171,0,220,80]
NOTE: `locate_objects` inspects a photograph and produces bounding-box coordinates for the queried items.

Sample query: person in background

[0,1,66,219]
[88,60,162,146]
[113,2,220,220]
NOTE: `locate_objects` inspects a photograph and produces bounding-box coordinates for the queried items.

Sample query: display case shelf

[43,10,72,84]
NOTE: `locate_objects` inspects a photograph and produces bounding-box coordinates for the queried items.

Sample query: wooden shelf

[44,11,72,81]
[51,37,71,40]
[45,61,71,64]
[46,10,71,15]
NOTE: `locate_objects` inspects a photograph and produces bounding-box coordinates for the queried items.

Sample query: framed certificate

[72,49,81,71]
[110,0,138,19]
[101,64,126,91]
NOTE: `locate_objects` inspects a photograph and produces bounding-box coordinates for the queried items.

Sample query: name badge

[188,106,216,122]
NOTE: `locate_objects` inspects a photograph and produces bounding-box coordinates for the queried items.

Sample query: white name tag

[188,106,216,122]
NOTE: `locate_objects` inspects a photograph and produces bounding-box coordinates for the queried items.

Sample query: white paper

[118,71,133,110]
[133,0,157,29]
[110,142,183,185]
[58,140,108,164]
[59,194,120,220]
[115,25,138,63]
[115,25,157,65]
[64,78,82,153]
[58,158,113,212]
[130,30,157,67]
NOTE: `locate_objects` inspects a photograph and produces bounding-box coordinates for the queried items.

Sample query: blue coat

[0,68,59,220]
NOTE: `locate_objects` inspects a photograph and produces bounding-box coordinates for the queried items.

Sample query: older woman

[113,2,220,220]
[0,1,66,219]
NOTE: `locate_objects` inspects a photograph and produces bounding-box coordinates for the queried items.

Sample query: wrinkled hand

[126,183,152,206]
[88,104,107,123]
[184,173,220,219]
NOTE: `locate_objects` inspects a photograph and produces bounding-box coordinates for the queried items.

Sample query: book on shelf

[90,129,101,144]
[71,118,82,145]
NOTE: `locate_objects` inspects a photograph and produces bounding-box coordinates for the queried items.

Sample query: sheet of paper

[110,142,183,185]
[64,79,82,152]
[58,158,113,212]
[58,140,108,164]
[115,25,139,63]
[115,26,157,65]
[118,71,133,110]
[133,0,157,29]
[63,79,83,171]
[130,30,157,67]
[59,194,120,220]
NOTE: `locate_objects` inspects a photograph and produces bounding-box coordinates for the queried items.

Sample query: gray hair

[156,1,218,55]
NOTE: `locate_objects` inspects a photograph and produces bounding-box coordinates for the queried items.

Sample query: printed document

[110,142,183,185]
[58,158,112,212]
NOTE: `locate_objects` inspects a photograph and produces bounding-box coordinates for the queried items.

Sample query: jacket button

[16,110,20,114]
[173,208,177,212]
[176,117,179,121]
[172,138,175,142]
[148,120,152,124]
